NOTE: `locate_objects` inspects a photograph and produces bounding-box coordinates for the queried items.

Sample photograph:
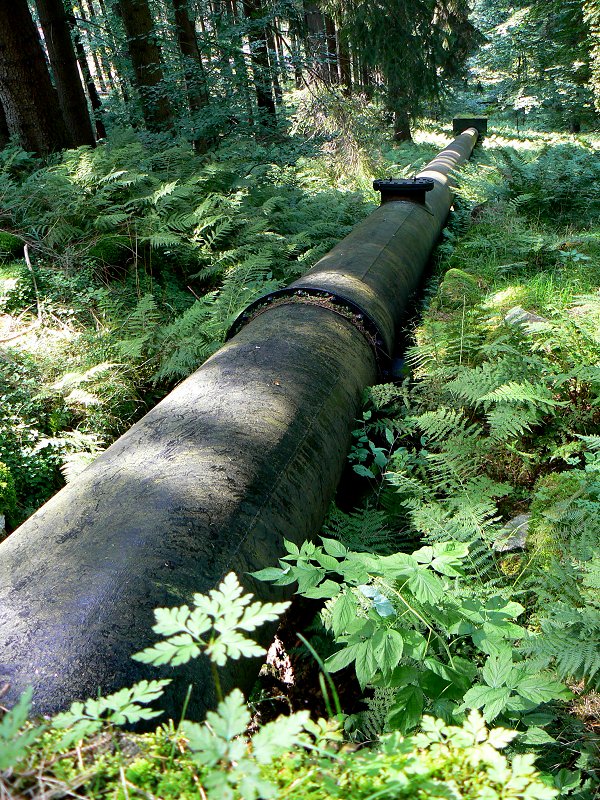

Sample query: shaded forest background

[1,0,600,153]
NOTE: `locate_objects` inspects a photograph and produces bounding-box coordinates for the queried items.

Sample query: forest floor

[1,109,600,798]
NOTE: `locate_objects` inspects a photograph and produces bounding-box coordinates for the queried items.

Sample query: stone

[494,513,530,552]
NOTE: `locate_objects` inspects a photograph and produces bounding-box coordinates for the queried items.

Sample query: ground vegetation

[1,0,600,797]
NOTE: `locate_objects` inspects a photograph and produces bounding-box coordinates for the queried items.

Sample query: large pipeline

[0,127,479,719]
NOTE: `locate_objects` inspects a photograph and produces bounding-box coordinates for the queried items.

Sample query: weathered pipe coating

[0,128,478,719]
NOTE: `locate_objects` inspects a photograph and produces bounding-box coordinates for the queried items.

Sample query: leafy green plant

[132,571,290,700]
[130,572,315,798]
[254,537,572,734]
[0,460,17,531]
[0,689,43,771]
[52,680,169,747]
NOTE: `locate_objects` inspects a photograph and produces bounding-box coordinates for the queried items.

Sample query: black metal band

[226,287,391,375]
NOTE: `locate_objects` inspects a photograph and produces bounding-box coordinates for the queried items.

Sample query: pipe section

[0,127,479,719]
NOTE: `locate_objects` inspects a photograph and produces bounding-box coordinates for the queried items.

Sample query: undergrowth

[1,119,600,798]
[256,127,600,795]
[0,126,375,529]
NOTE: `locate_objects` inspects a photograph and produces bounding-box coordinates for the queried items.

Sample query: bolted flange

[373,176,435,206]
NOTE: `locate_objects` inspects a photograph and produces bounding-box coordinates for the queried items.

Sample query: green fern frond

[479,380,563,408]
[323,506,401,554]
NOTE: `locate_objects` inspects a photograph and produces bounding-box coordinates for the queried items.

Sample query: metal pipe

[0,127,479,719]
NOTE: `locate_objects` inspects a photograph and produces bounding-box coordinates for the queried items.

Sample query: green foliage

[133,571,289,670]
[52,680,169,747]
[0,460,17,528]
[470,0,595,130]
[182,689,310,800]
[0,231,22,260]
[331,0,477,133]
[0,130,374,522]
[0,689,43,771]
[254,537,572,733]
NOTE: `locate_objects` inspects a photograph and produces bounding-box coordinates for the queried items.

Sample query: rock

[494,513,530,552]
[504,306,548,329]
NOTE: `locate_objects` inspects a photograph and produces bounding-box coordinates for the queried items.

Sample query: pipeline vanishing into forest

[0,124,480,720]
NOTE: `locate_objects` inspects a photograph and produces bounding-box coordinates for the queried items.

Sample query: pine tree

[0,0,70,153]
[35,0,97,147]
[116,0,174,131]
[330,0,477,140]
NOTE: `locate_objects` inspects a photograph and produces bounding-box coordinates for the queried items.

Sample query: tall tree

[35,0,96,147]
[242,0,277,123]
[80,0,110,93]
[66,8,107,139]
[116,0,174,130]
[471,0,594,131]
[0,0,69,153]
[335,0,477,140]
[303,1,329,83]
[324,14,339,85]
[171,0,211,141]
[585,0,600,110]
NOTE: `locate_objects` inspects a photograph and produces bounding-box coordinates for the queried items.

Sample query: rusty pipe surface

[0,127,479,719]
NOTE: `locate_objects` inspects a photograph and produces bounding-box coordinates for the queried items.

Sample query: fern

[117,293,162,361]
[323,506,402,554]
[524,599,600,688]
[349,687,398,741]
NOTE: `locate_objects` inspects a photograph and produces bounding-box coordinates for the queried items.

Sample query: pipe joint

[227,286,390,375]
[373,176,435,206]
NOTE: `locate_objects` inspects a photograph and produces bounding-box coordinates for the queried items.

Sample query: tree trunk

[338,31,351,95]
[0,0,69,154]
[324,14,338,85]
[393,106,412,142]
[303,1,328,83]
[273,20,287,83]
[94,0,133,102]
[291,31,304,88]
[116,0,173,131]
[80,0,109,92]
[35,0,96,147]
[225,0,254,128]
[265,24,283,105]
[171,0,211,149]
[242,0,277,125]
[0,100,9,149]
[66,9,107,139]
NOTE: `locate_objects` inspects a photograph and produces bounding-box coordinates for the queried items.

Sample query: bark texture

[117,0,173,130]
[0,0,69,154]
[35,0,96,147]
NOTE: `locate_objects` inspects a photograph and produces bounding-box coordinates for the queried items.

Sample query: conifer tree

[329,0,477,140]
[35,0,97,147]
[0,0,69,153]
[116,0,174,131]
